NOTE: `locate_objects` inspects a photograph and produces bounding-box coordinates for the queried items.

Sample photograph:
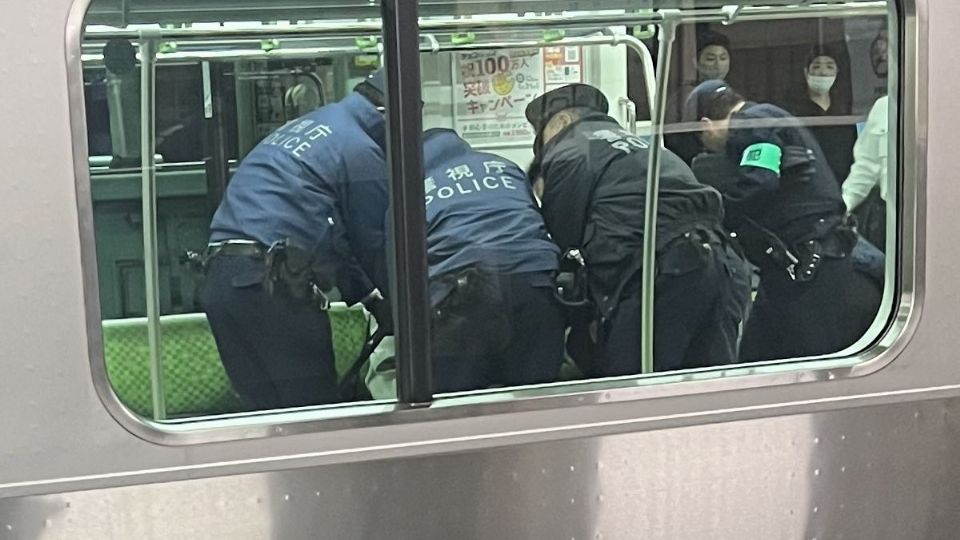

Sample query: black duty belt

[790,229,854,281]
[205,240,266,260]
[665,227,727,249]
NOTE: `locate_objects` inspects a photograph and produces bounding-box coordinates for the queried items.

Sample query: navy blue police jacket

[209,92,388,305]
[420,128,559,297]
[692,102,847,253]
[538,111,725,319]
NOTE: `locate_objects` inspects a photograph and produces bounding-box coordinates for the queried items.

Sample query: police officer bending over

[686,80,882,362]
[202,71,391,410]
[526,84,752,376]
[418,128,565,393]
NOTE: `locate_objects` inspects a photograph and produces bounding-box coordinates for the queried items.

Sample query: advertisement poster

[543,46,584,89]
[453,48,544,145]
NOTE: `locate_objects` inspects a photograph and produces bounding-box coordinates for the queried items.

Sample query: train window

[81,5,397,420]
[656,8,895,368]
[399,0,897,400]
[75,0,901,430]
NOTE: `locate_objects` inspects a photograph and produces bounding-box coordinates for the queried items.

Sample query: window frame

[67,0,924,447]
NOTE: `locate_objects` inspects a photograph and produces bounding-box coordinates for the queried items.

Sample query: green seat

[102,304,370,418]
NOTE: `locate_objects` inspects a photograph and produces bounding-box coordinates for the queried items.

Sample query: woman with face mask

[783,45,858,185]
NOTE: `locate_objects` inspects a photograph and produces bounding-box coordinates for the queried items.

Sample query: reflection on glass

[667,15,891,363]
[420,128,564,393]
[202,70,391,410]
[530,84,752,375]
[687,79,883,361]
[81,0,895,419]
[85,19,394,416]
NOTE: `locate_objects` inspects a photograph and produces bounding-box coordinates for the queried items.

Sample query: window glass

[660,8,894,365]
[82,7,395,419]
[391,0,895,397]
[80,0,898,422]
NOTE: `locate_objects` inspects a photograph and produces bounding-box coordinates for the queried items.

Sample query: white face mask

[698,64,729,82]
[806,74,836,94]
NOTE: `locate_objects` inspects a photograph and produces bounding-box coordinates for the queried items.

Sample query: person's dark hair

[697,30,731,58]
[527,106,594,184]
[702,88,746,120]
[803,44,842,70]
[354,69,386,108]
[685,80,746,121]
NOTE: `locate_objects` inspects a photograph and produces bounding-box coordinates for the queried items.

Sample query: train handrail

[81,2,886,41]
[138,31,166,420]
[640,12,680,375]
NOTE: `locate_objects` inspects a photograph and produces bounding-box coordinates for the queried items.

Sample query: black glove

[780,145,816,182]
[691,152,742,192]
[362,290,394,335]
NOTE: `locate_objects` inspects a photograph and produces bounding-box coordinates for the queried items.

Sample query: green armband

[740,142,783,176]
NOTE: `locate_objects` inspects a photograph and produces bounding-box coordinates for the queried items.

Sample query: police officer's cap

[683,79,736,122]
[525,84,609,132]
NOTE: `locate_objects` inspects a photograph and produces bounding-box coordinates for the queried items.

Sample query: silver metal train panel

[2,396,959,539]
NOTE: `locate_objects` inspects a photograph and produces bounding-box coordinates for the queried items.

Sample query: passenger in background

[366,128,565,396]
[694,31,732,83]
[782,46,858,185]
[665,30,733,165]
[687,80,881,362]
[201,70,391,410]
[843,95,889,251]
[525,84,752,376]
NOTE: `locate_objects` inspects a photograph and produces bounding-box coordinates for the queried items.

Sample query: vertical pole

[640,15,679,375]
[202,61,230,219]
[381,0,433,404]
[139,34,167,420]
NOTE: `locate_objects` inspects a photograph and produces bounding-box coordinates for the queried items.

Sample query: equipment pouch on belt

[431,267,511,356]
[180,249,209,308]
[264,240,333,310]
[432,267,504,315]
[555,249,591,307]
[792,225,859,282]
[181,250,207,275]
[658,231,713,277]
[737,216,801,281]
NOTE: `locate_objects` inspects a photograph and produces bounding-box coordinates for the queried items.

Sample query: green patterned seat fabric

[102,304,370,418]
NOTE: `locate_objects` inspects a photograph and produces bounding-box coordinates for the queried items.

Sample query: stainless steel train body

[0,0,948,538]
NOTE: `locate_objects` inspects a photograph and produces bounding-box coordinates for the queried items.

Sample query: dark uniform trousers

[739,250,882,362]
[430,270,566,393]
[571,230,753,375]
[202,254,339,410]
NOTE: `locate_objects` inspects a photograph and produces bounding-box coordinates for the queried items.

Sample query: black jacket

[781,94,858,185]
[539,112,725,317]
[692,102,847,265]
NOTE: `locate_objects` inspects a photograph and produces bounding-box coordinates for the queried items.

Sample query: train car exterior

[1,0,955,538]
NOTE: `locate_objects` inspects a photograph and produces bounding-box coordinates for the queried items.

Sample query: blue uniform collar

[342,92,386,150]
[423,128,471,169]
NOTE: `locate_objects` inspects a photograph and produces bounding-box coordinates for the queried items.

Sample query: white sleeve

[842,97,888,211]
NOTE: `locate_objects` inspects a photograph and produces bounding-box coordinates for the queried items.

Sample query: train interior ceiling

[78,0,892,420]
